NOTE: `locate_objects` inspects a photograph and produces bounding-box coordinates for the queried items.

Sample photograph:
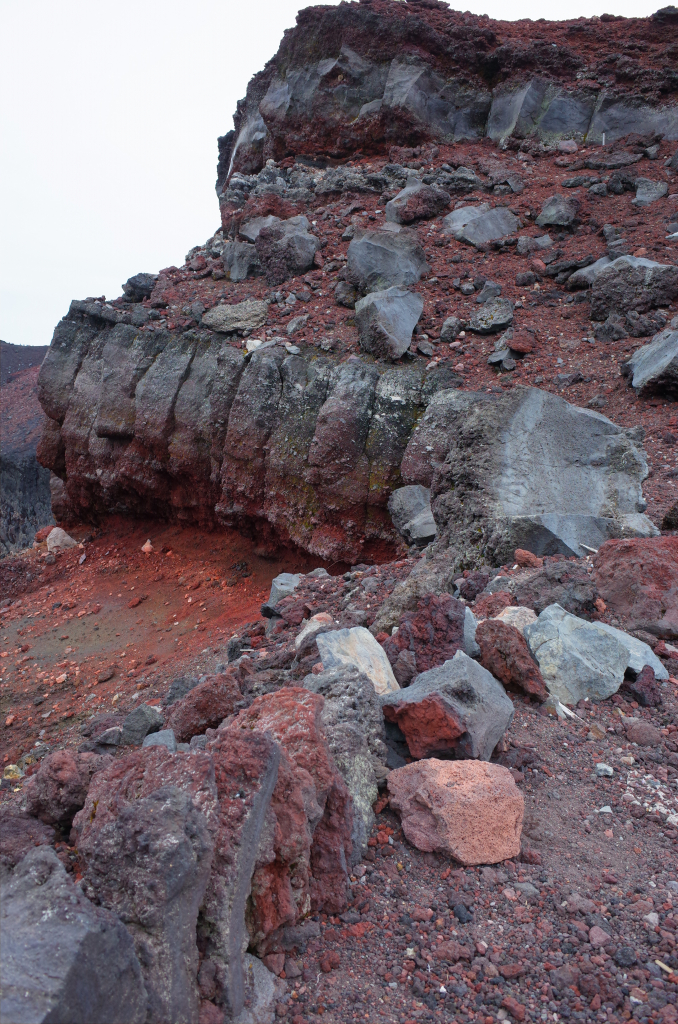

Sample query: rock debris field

[2,2,678,1023]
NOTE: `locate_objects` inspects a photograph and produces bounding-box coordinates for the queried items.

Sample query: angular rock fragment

[303,665,388,859]
[380,650,514,760]
[621,665,662,707]
[593,537,678,640]
[202,299,268,334]
[387,484,436,545]
[468,297,514,334]
[347,225,428,294]
[46,527,77,551]
[590,257,678,320]
[475,618,548,701]
[510,560,599,618]
[633,178,668,207]
[123,272,158,302]
[121,703,164,746]
[385,180,451,224]
[387,760,524,866]
[254,215,320,284]
[566,256,612,290]
[317,626,399,695]
[354,286,424,360]
[236,953,286,1024]
[0,847,147,1024]
[444,205,519,247]
[381,593,466,676]
[22,750,113,825]
[223,239,261,281]
[141,728,177,752]
[535,194,578,228]
[622,328,678,395]
[594,621,668,679]
[165,670,243,742]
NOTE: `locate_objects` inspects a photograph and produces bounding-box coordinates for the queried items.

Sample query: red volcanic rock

[593,537,678,640]
[34,525,54,543]
[473,591,514,619]
[387,759,523,866]
[621,665,662,707]
[230,687,352,952]
[22,749,113,825]
[381,593,465,676]
[0,808,55,870]
[475,619,548,701]
[383,692,465,759]
[514,548,542,568]
[166,669,244,742]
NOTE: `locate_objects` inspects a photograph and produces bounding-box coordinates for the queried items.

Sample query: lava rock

[468,298,514,334]
[166,670,243,742]
[254,215,320,285]
[122,272,158,302]
[622,328,678,395]
[202,298,268,334]
[593,536,678,640]
[22,750,113,826]
[387,484,436,545]
[0,809,55,871]
[354,286,424,360]
[381,593,466,676]
[121,704,164,746]
[316,626,400,695]
[535,194,578,228]
[346,225,428,294]
[385,180,451,224]
[620,665,662,707]
[475,618,548,701]
[590,257,678,320]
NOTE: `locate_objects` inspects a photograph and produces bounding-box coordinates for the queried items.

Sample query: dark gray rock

[355,286,424,360]
[385,179,451,224]
[347,225,428,294]
[380,650,514,761]
[1,847,147,1024]
[223,239,261,282]
[165,675,200,706]
[334,279,357,308]
[254,215,320,285]
[515,234,553,256]
[440,316,464,342]
[445,205,518,247]
[121,704,164,746]
[535,194,578,228]
[475,280,502,304]
[122,273,158,302]
[303,665,388,860]
[590,256,678,320]
[141,728,177,752]
[633,178,669,207]
[623,329,678,396]
[0,809,55,873]
[566,256,612,290]
[388,484,436,545]
[468,298,514,334]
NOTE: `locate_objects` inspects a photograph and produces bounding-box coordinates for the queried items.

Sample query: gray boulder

[316,626,400,695]
[121,704,164,746]
[380,650,514,761]
[633,179,668,207]
[141,728,177,752]
[354,286,424,360]
[525,603,636,704]
[235,954,286,1024]
[445,205,519,247]
[468,298,514,334]
[262,572,302,617]
[202,299,268,334]
[1,847,147,1024]
[401,385,656,567]
[440,316,464,342]
[594,622,668,680]
[254,215,320,285]
[123,273,157,302]
[516,234,553,256]
[464,607,481,659]
[535,194,578,228]
[347,225,428,294]
[385,180,451,224]
[388,484,436,545]
[622,329,678,395]
[239,215,281,242]
[223,240,261,282]
[590,256,678,320]
[303,665,388,860]
[437,166,483,193]
[566,256,612,290]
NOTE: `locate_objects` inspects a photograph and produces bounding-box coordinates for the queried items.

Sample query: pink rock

[625,719,662,746]
[475,618,548,701]
[588,925,612,947]
[381,593,465,675]
[387,759,523,866]
[594,537,678,640]
[166,668,243,742]
[22,749,113,825]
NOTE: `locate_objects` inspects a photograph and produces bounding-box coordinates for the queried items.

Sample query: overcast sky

[1,0,662,347]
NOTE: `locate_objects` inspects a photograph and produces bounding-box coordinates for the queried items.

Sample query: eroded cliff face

[220,0,678,182]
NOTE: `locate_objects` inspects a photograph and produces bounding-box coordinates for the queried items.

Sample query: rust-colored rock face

[475,618,548,701]
[387,759,524,866]
[166,670,243,742]
[381,593,465,675]
[21,749,113,825]
[593,537,678,640]
[228,687,353,952]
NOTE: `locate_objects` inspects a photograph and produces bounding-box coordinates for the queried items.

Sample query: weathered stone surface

[303,665,388,860]
[493,605,537,630]
[166,670,243,742]
[123,272,157,301]
[593,537,678,640]
[385,180,450,224]
[524,604,631,705]
[621,665,662,707]
[511,560,599,618]
[475,618,548,701]
[224,239,261,282]
[72,747,219,1024]
[566,255,612,290]
[380,650,514,760]
[0,847,147,1024]
[535,194,578,228]
[381,593,466,676]
[316,625,399,695]
[468,297,514,334]
[633,178,668,207]
[622,328,678,395]
[444,205,519,247]
[624,718,662,746]
[202,299,268,334]
[198,729,281,1018]
[355,286,424,360]
[234,953,286,1024]
[141,728,177,752]
[233,688,352,953]
[594,621,668,680]
[47,526,77,551]
[590,257,678,321]
[388,484,436,545]
[402,386,655,569]
[121,703,164,746]
[346,226,428,294]
[387,760,523,866]
[22,750,113,825]
[0,808,55,872]
[254,216,320,285]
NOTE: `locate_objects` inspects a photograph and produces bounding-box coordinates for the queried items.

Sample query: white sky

[0,0,663,346]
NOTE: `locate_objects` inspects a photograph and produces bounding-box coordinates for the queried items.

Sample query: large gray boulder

[262,572,302,616]
[468,297,514,334]
[590,256,678,321]
[354,286,424,360]
[535,194,578,228]
[223,239,261,282]
[622,328,678,395]
[401,385,657,567]
[388,484,436,545]
[303,665,388,860]
[594,622,668,681]
[566,256,612,290]
[346,225,428,294]
[385,179,451,224]
[1,847,147,1024]
[442,204,518,247]
[524,603,662,704]
[380,650,514,761]
[121,704,164,746]
[254,215,320,285]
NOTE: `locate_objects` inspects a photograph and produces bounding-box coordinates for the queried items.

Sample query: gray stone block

[142,728,177,753]
[624,329,678,395]
[202,299,268,334]
[354,286,424,360]
[122,704,164,746]
[590,256,678,320]
[388,484,436,545]
[347,225,428,294]
[468,298,514,334]
[535,194,578,228]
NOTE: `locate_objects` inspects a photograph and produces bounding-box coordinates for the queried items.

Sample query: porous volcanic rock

[165,668,244,742]
[0,809,55,871]
[590,257,678,320]
[380,592,466,676]
[475,618,548,701]
[593,536,678,640]
[22,749,114,826]
[387,759,524,866]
